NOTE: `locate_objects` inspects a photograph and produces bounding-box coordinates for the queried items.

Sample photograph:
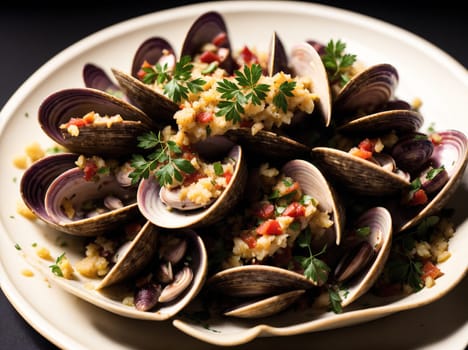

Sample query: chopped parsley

[49,253,66,277]
[294,228,330,284]
[321,39,357,86]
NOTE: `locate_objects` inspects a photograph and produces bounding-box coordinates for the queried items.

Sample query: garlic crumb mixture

[59,111,124,137]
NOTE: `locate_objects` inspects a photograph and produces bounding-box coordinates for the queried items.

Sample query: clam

[333,63,399,119]
[311,146,411,196]
[180,11,236,74]
[97,220,159,289]
[333,206,393,307]
[131,37,176,78]
[137,144,247,229]
[38,88,156,157]
[290,42,332,126]
[389,130,468,232]
[83,63,126,100]
[20,153,139,237]
[268,31,290,76]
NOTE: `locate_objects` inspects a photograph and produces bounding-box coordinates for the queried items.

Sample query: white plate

[1,1,467,348]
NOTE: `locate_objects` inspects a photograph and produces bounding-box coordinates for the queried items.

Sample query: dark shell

[180,11,236,74]
[225,128,310,160]
[131,37,175,78]
[83,63,126,100]
[268,31,290,76]
[337,109,424,136]
[333,64,399,118]
[111,68,178,126]
[311,146,411,196]
[391,132,434,174]
[38,88,155,157]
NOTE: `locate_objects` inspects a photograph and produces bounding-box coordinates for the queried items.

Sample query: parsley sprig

[321,39,357,86]
[49,252,66,277]
[129,131,195,186]
[216,64,270,124]
[142,55,206,104]
[273,81,296,113]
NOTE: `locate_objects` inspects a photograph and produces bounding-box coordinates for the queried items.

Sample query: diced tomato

[349,147,373,160]
[181,146,196,161]
[199,51,220,63]
[256,219,283,235]
[430,133,443,146]
[65,117,88,128]
[239,45,258,65]
[241,234,257,249]
[223,170,232,184]
[421,261,443,281]
[137,60,152,80]
[83,160,98,181]
[212,32,227,47]
[253,202,275,219]
[358,138,375,152]
[408,189,428,206]
[282,201,306,217]
[281,181,300,196]
[195,111,213,124]
[82,113,95,124]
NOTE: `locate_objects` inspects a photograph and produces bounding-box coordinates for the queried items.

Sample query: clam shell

[333,63,399,118]
[224,290,305,318]
[338,207,393,307]
[391,130,468,231]
[206,265,317,297]
[268,31,290,76]
[83,63,125,100]
[44,167,139,236]
[282,159,344,245]
[111,68,178,126]
[38,88,155,157]
[137,144,247,229]
[180,11,236,74]
[131,37,175,78]
[290,42,331,127]
[311,147,411,196]
[97,220,159,289]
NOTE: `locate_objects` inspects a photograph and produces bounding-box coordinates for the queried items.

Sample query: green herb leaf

[273,81,296,112]
[14,243,21,250]
[426,166,445,180]
[356,226,371,237]
[321,39,357,86]
[49,253,66,277]
[213,162,224,176]
[328,287,343,314]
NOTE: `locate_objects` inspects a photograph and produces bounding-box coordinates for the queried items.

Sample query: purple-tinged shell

[311,146,411,196]
[43,167,139,236]
[391,132,434,174]
[333,63,399,118]
[131,37,175,78]
[268,31,290,76]
[83,63,126,100]
[290,42,331,127]
[337,207,392,307]
[38,88,155,157]
[137,145,247,229]
[390,130,468,232]
[180,11,236,74]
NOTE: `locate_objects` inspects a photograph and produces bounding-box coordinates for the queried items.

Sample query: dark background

[1,1,466,349]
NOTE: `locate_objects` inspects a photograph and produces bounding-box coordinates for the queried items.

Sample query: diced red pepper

[430,133,443,146]
[253,202,275,219]
[195,111,213,124]
[281,181,300,196]
[199,51,220,63]
[83,160,98,181]
[65,117,88,128]
[358,138,376,152]
[421,261,443,281]
[212,32,227,47]
[241,234,257,249]
[223,170,232,184]
[282,201,306,217]
[350,147,373,160]
[256,219,283,235]
[137,60,152,80]
[239,45,258,65]
[408,189,428,206]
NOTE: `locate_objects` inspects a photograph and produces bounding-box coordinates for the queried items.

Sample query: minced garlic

[16,200,36,220]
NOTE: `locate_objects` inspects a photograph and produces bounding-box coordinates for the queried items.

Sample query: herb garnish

[321,39,357,86]
[273,81,296,112]
[129,131,195,186]
[142,55,206,104]
[49,253,66,277]
[356,226,371,237]
[328,286,343,314]
[294,228,330,284]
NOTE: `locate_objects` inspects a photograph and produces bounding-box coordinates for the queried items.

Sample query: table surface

[0,1,466,349]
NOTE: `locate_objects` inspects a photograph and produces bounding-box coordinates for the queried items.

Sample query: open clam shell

[333,63,399,119]
[282,159,344,245]
[83,63,126,100]
[268,31,290,76]
[311,146,411,196]
[390,130,468,231]
[97,220,159,289]
[137,144,247,229]
[38,88,155,157]
[290,42,331,127]
[336,207,393,307]
[180,11,236,74]
[43,167,139,237]
[131,37,176,78]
